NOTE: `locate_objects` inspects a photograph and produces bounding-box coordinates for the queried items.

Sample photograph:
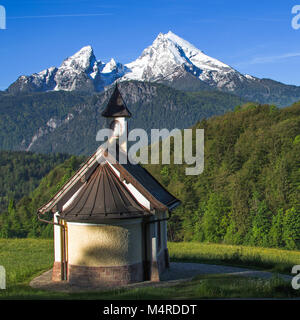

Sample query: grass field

[169,242,300,274]
[0,239,53,286]
[0,239,300,299]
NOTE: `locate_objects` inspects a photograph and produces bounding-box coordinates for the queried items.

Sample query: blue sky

[0,0,300,89]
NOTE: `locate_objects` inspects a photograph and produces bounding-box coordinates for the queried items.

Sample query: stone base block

[68,262,144,286]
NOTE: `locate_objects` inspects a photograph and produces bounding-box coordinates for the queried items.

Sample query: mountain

[0,81,245,155]
[122,31,300,107]
[6,31,300,107]
[123,31,241,88]
[8,46,126,94]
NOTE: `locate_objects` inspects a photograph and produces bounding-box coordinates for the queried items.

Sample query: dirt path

[30,262,292,293]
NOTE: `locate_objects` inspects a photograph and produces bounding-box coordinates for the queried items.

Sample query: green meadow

[1,239,300,299]
[168,242,300,274]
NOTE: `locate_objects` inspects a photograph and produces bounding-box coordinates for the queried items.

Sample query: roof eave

[167,200,181,211]
[37,147,181,216]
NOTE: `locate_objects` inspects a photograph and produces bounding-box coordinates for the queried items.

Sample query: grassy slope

[1,239,300,299]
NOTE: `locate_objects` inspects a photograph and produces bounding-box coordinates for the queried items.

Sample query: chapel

[38,85,181,286]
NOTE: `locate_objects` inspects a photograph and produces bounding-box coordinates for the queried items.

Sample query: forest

[0,152,70,214]
[146,102,300,249]
[0,102,299,250]
[0,82,245,155]
[0,155,84,238]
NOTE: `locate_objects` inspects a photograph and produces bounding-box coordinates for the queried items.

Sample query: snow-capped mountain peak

[102,58,117,73]
[166,31,232,72]
[7,31,256,94]
[59,45,97,72]
[101,58,126,86]
[53,45,104,92]
[122,31,241,89]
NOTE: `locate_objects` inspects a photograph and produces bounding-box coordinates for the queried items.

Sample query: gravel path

[161,262,292,281]
[30,262,292,293]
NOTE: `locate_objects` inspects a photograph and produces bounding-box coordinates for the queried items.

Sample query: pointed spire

[101,84,131,118]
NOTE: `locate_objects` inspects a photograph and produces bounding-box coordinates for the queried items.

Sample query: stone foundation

[68,262,144,286]
[52,248,170,285]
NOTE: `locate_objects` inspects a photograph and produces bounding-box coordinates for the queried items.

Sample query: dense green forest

[0,155,85,238]
[0,102,299,250]
[146,102,300,249]
[0,152,70,214]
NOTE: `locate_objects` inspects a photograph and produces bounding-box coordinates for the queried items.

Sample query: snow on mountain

[245,74,257,81]
[8,46,124,93]
[124,31,233,79]
[6,31,264,94]
[102,58,117,73]
[101,58,127,86]
[53,45,103,91]
[59,45,96,73]
[122,31,247,91]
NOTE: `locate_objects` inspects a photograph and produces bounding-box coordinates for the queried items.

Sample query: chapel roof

[37,146,181,217]
[60,163,150,222]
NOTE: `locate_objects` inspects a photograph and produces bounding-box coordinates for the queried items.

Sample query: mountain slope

[0,81,245,155]
[145,102,300,247]
[6,31,300,107]
[0,91,90,150]
[0,155,85,238]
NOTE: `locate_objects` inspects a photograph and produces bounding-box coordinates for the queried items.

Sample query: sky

[0,0,300,90]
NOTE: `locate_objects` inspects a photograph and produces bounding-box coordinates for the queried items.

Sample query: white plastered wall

[54,212,61,262]
[53,185,85,262]
[67,219,143,267]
